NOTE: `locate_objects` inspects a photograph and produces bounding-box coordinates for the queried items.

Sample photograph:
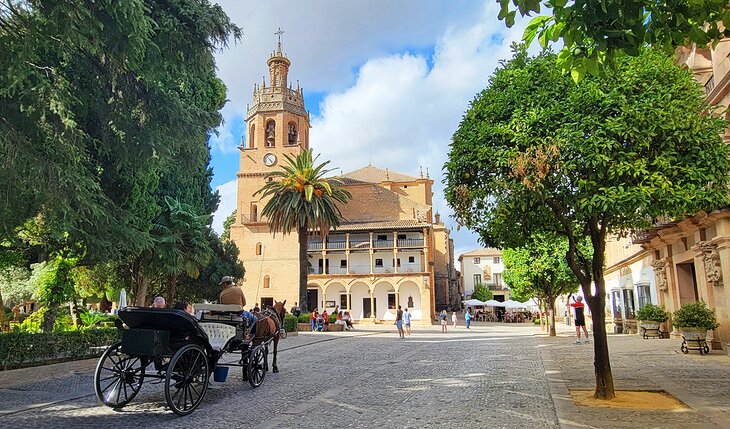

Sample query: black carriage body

[118,308,211,354]
[121,329,170,356]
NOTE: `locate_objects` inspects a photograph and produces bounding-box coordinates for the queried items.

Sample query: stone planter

[326,324,344,332]
[639,321,661,339]
[297,323,312,332]
[679,327,710,355]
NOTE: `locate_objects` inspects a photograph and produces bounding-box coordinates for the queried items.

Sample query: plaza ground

[0,322,728,428]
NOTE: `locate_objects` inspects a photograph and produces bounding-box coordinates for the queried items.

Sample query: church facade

[229,40,454,324]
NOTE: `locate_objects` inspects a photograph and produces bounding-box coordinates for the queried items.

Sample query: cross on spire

[275,27,284,53]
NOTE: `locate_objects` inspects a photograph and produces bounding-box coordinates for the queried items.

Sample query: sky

[208,0,536,260]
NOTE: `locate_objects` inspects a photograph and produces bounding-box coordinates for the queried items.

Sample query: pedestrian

[465,307,472,330]
[451,310,457,328]
[403,308,412,336]
[152,296,166,308]
[291,302,301,317]
[439,310,448,333]
[569,294,590,344]
[395,305,404,338]
[310,309,318,332]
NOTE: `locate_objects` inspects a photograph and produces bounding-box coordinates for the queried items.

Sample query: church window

[287,122,298,146]
[255,242,262,256]
[251,204,258,222]
[263,275,270,289]
[265,120,275,147]
[249,124,255,148]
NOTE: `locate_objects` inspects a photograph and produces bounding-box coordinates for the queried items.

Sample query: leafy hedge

[0,328,120,370]
[297,312,337,323]
[283,314,298,332]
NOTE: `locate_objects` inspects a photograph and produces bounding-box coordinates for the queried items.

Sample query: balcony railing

[308,241,323,251]
[397,238,424,247]
[327,241,347,250]
[705,75,716,95]
[308,264,425,275]
[373,240,394,248]
[349,240,370,249]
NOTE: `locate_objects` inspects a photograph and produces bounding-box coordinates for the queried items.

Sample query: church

[229,38,457,324]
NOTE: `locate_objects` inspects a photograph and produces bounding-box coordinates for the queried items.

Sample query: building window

[375,259,383,267]
[473,274,482,285]
[387,293,396,309]
[377,235,387,241]
[265,120,275,147]
[398,234,406,240]
[473,257,480,264]
[407,296,414,308]
[392,258,401,267]
[261,297,273,309]
[263,275,270,289]
[340,294,348,309]
[249,124,255,148]
[287,122,298,145]
[340,259,347,268]
[637,284,652,308]
[622,289,636,319]
[493,257,500,264]
[251,204,258,222]
[408,256,415,263]
[494,273,502,288]
[255,242,262,256]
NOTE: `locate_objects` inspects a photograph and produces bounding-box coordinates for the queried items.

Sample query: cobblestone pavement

[0,324,558,429]
[540,323,730,429]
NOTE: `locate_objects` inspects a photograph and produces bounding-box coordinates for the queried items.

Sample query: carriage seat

[200,323,237,351]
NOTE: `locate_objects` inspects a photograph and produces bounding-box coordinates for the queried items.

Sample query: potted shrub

[635,304,669,339]
[673,301,719,354]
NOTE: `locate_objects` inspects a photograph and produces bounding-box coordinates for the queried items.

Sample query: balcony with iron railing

[705,74,716,95]
[307,237,425,252]
[308,263,426,276]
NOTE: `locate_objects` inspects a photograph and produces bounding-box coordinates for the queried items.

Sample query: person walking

[403,308,412,336]
[465,307,472,330]
[451,311,457,328]
[310,309,318,332]
[569,294,590,343]
[439,310,448,333]
[395,305,404,338]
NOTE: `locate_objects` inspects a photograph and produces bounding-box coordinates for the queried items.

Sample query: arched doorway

[399,281,422,320]
[349,282,370,321]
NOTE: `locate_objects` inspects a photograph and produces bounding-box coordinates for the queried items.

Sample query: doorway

[307,289,319,311]
[363,297,377,318]
[676,262,698,306]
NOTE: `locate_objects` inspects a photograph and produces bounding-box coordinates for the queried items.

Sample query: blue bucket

[213,366,229,382]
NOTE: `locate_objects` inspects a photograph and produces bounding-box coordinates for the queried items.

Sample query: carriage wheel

[680,341,689,354]
[247,346,266,388]
[94,342,146,408]
[164,344,209,416]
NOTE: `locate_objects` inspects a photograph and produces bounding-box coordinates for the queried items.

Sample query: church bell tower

[230,29,311,306]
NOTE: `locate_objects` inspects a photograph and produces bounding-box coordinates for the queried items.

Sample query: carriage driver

[219,276,256,339]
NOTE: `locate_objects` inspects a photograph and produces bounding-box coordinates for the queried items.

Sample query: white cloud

[212,179,237,234]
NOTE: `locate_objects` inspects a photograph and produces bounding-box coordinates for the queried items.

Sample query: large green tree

[444,48,729,399]
[503,234,580,336]
[498,0,729,79]
[0,0,240,261]
[255,150,351,313]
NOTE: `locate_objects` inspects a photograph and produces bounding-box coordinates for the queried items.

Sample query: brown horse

[252,300,286,373]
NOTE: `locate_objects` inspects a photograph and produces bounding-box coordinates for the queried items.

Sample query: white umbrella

[522,298,540,309]
[118,288,128,310]
[484,299,504,307]
[463,299,485,306]
[504,299,527,309]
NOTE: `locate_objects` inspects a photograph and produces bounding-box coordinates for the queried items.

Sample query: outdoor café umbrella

[504,299,526,309]
[118,288,128,310]
[463,299,486,306]
[522,298,540,309]
[484,299,505,307]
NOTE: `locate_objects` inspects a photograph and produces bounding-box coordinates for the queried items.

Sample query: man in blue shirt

[403,307,412,336]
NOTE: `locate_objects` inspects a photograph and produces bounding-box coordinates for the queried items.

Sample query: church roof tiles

[342,165,422,184]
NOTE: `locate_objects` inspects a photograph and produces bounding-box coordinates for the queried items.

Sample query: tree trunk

[548,297,556,336]
[69,300,82,327]
[0,289,7,328]
[165,274,177,306]
[583,278,615,400]
[298,225,309,313]
[42,302,58,332]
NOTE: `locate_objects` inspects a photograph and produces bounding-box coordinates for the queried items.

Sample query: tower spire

[275,27,285,54]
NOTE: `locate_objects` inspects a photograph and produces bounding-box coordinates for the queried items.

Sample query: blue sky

[208,0,537,259]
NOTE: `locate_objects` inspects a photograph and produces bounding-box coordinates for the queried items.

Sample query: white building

[458,248,510,302]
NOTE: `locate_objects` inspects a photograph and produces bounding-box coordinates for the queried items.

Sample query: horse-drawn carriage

[93,301,286,416]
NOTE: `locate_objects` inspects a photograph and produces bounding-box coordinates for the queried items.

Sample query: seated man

[152,296,166,308]
[218,276,256,339]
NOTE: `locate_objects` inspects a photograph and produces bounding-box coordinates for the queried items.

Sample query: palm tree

[255,150,351,312]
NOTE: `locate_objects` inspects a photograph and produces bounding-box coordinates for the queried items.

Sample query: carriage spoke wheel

[165,344,209,416]
[94,342,145,408]
[247,347,266,388]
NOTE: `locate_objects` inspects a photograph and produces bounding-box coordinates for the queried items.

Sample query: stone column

[369,232,374,274]
[346,233,351,274]
[370,291,376,322]
[322,291,327,312]
[393,231,399,273]
[346,291,352,311]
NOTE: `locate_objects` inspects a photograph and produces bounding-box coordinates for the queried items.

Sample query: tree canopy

[444,47,729,399]
[498,0,729,79]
